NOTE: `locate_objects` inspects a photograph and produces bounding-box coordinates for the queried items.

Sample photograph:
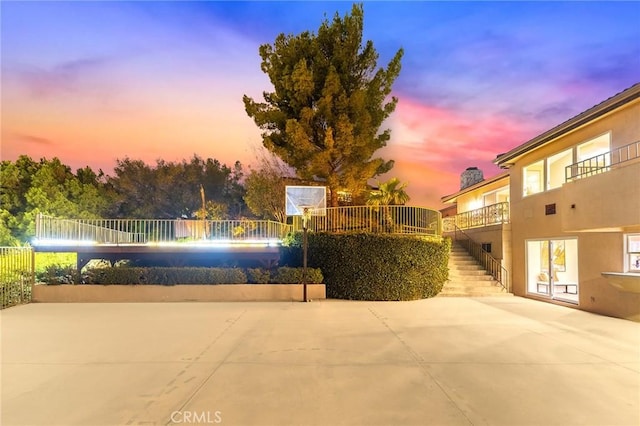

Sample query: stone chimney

[460,167,484,190]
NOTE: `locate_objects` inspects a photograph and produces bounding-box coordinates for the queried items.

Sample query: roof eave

[494,83,640,167]
[440,172,510,204]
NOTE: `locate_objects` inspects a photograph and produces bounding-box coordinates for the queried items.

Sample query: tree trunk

[330,187,339,207]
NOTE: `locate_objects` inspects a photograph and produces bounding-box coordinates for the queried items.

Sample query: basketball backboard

[285,186,327,216]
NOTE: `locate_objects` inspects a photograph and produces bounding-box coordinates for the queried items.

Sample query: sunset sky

[2,1,639,208]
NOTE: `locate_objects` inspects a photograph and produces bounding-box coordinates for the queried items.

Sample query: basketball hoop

[285,186,327,302]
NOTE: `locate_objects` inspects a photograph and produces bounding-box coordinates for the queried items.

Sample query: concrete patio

[1,297,638,426]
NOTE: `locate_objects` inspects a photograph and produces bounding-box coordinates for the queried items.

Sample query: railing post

[35,213,41,240]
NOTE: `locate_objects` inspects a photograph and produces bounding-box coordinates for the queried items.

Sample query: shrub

[207,268,247,284]
[84,267,146,285]
[270,266,323,284]
[36,264,81,284]
[84,267,247,285]
[246,268,271,284]
[282,232,450,300]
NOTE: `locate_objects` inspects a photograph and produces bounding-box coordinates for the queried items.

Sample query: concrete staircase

[439,242,511,297]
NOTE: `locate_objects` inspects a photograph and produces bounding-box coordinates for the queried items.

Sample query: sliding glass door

[526,239,578,303]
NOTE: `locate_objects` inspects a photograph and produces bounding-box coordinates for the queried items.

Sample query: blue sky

[2,1,639,206]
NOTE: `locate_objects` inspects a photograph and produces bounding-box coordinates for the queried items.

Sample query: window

[577,134,610,161]
[547,149,572,190]
[523,160,543,196]
[522,132,612,196]
[483,186,509,206]
[627,234,640,272]
[576,134,611,177]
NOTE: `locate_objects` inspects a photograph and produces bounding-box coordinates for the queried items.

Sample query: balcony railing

[443,202,509,232]
[35,206,443,245]
[292,205,442,236]
[565,140,640,181]
[35,214,292,244]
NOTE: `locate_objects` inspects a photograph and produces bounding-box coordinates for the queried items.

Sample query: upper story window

[547,149,573,190]
[577,133,610,161]
[523,133,611,197]
[523,160,544,196]
[483,186,510,206]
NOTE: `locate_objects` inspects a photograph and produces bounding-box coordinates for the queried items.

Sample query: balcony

[565,140,640,181]
[443,202,510,232]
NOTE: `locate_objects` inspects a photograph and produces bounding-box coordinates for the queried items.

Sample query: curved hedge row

[282,233,450,301]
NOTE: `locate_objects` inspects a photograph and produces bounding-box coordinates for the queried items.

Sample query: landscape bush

[270,266,323,284]
[282,232,450,300]
[246,268,271,284]
[84,267,247,285]
[41,266,320,285]
[36,264,82,284]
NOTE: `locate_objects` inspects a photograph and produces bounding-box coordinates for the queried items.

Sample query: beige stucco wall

[32,284,326,303]
[509,230,640,321]
[508,98,640,321]
[461,225,507,260]
[577,233,639,321]
[561,162,640,232]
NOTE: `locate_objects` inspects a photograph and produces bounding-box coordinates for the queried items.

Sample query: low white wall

[32,284,326,303]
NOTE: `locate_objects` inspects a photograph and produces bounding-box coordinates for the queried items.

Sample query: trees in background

[0,155,248,244]
[243,152,293,223]
[106,155,245,220]
[0,156,108,245]
[243,4,403,206]
[1,154,411,244]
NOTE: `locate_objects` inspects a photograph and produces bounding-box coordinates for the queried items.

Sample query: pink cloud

[379,97,541,206]
[9,132,55,146]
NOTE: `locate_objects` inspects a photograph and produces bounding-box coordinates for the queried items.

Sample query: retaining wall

[32,284,326,303]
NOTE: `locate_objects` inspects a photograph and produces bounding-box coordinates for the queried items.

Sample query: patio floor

[1,297,639,426]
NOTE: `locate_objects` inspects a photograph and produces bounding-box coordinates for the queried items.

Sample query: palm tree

[367,178,410,232]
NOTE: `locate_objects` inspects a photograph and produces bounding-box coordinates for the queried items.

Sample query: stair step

[444,244,511,296]
[449,265,485,271]
[444,281,502,289]
[449,269,493,281]
[450,260,478,265]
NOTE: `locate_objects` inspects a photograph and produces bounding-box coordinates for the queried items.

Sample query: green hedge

[282,232,450,301]
[84,267,247,285]
[246,267,323,284]
[53,266,322,285]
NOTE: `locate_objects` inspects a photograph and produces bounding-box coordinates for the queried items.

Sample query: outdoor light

[32,238,97,246]
[150,239,282,248]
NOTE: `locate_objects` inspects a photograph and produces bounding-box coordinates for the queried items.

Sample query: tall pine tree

[243,4,403,206]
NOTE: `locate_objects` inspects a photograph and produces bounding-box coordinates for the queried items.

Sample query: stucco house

[442,83,640,320]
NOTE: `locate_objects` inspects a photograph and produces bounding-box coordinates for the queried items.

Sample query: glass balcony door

[526,239,579,304]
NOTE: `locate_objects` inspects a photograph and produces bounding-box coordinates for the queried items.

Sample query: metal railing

[452,225,509,292]
[35,214,293,244]
[292,205,442,236]
[442,202,509,232]
[35,206,442,245]
[0,247,34,309]
[36,216,145,243]
[565,140,640,181]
